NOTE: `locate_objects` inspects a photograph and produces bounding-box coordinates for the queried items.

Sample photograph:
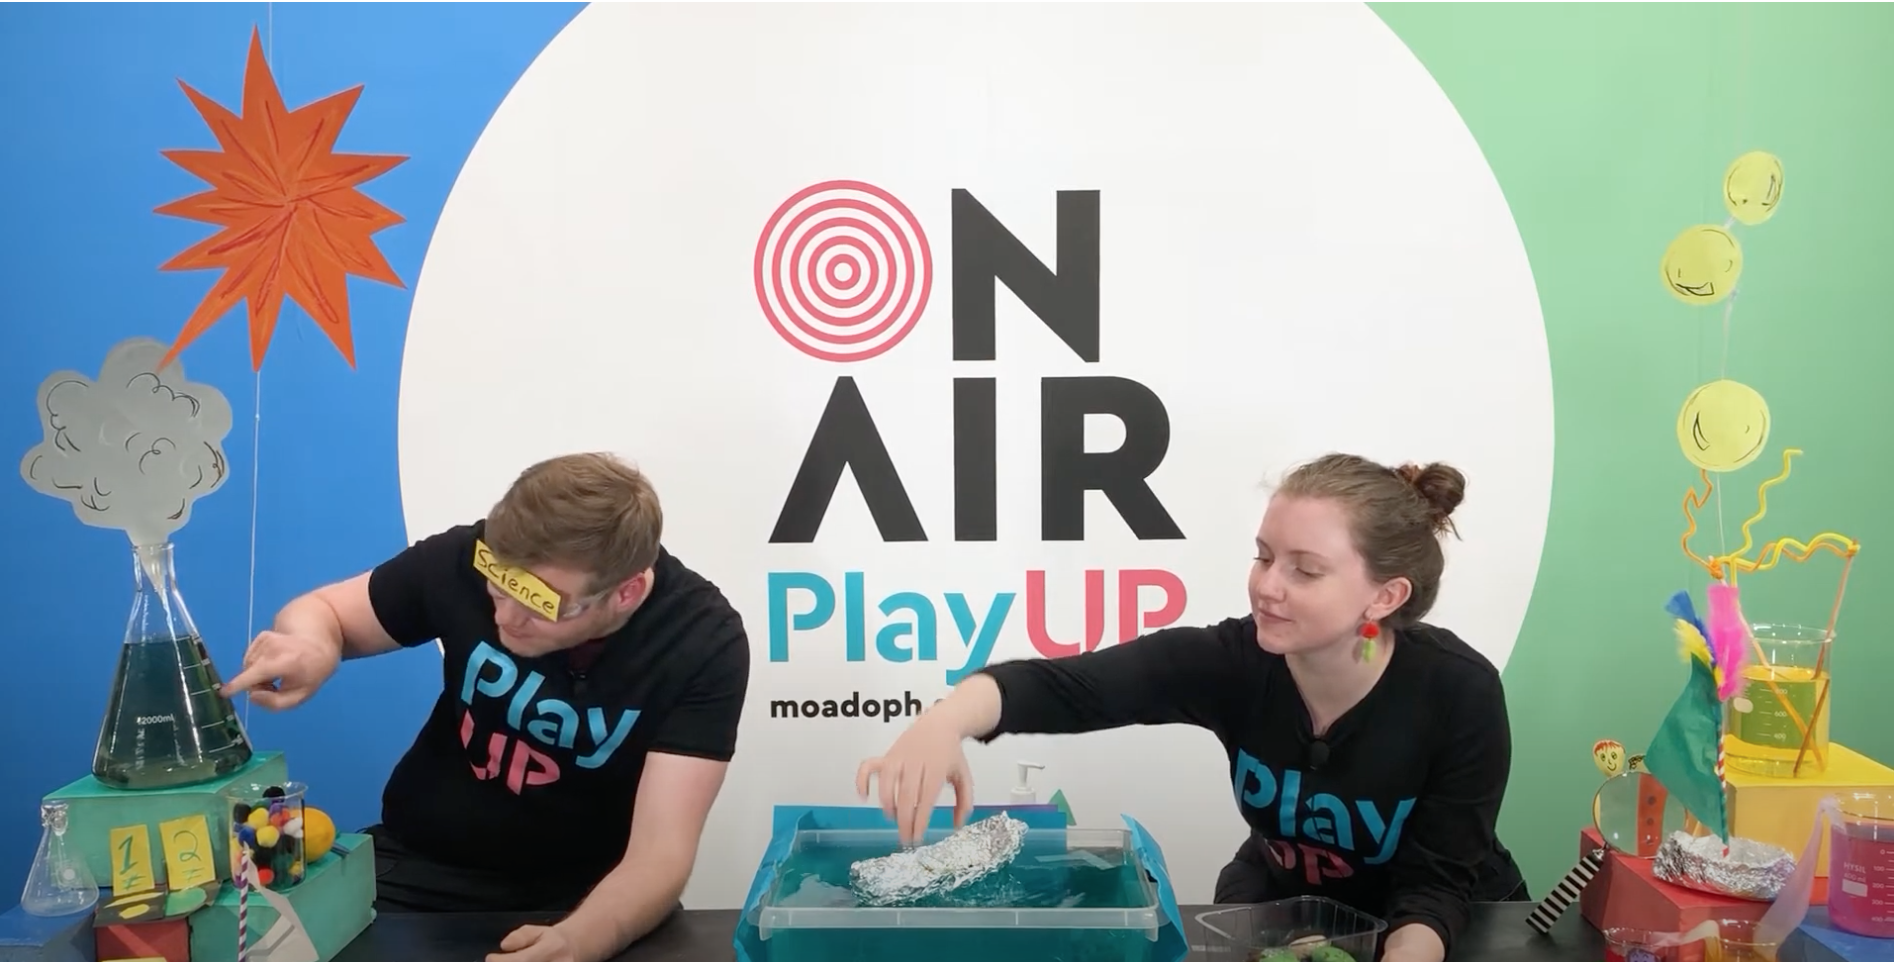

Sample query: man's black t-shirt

[366,521,750,901]
[978,616,1521,954]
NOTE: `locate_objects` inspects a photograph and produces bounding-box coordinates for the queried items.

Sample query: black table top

[335,902,1603,962]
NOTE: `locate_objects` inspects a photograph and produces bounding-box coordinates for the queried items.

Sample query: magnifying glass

[1526,742,1694,937]
[1593,763,1690,858]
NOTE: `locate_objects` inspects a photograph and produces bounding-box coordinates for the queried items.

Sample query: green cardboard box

[189,834,376,962]
[43,752,290,887]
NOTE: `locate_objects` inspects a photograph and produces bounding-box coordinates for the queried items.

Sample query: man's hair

[484,452,663,593]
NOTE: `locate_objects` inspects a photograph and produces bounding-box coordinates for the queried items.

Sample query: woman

[855,454,1526,962]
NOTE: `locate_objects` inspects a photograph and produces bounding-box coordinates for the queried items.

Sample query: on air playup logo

[755,180,1192,702]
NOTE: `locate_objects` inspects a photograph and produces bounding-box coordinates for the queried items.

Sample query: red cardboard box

[1577,827,1827,934]
[96,918,189,962]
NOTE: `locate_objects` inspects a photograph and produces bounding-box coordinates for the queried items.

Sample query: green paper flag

[1048,789,1076,826]
[1643,655,1729,839]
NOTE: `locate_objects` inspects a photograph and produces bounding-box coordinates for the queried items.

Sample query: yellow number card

[158,814,217,890]
[109,824,155,895]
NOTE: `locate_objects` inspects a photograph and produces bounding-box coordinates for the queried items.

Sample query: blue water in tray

[760,832,1161,962]
[772,836,1151,909]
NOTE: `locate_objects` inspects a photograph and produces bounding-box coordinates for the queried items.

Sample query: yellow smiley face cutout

[1677,378,1770,473]
[1661,225,1744,305]
[1593,739,1626,779]
[1724,151,1784,226]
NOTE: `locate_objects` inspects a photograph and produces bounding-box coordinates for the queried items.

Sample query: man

[224,453,750,962]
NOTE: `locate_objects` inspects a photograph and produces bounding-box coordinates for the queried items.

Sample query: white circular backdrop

[400,2,1553,907]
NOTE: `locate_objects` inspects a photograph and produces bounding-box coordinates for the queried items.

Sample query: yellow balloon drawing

[1724,151,1784,226]
[1677,378,1770,473]
[1661,225,1744,305]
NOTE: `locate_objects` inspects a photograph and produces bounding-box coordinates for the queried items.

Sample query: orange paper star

[157,27,407,371]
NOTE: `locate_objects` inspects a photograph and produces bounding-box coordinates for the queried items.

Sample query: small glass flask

[21,800,99,917]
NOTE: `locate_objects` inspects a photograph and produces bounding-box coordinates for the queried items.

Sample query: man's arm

[227,526,479,708]
[274,573,404,661]
[552,753,730,961]
[280,524,480,659]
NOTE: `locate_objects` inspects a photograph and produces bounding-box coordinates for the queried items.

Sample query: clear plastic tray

[754,825,1162,962]
[1197,897,1388,962]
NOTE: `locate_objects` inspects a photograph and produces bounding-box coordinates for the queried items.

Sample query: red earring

[1358,621,1381,662]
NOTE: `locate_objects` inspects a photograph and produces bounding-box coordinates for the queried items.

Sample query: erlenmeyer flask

[93,541,253,789]
[21,801,99,916]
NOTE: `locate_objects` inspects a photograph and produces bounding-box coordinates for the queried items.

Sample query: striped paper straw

[237,849,251,962]
[1526,848,1604,936]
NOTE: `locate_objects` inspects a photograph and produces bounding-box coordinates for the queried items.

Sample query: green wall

[1371,2,1894,894]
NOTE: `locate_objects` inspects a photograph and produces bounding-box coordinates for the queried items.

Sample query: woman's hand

[855,676,1003,845]
[856,712,976,846]
[1380,922,1446,962]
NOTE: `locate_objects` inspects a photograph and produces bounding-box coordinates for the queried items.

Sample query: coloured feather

[1665,590,1709,646]
[1704,583,1751,701]
[1675,619,1713,668]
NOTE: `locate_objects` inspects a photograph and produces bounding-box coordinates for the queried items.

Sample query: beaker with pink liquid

[1829,790,1894,938]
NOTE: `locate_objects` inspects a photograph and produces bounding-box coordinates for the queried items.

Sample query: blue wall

[0,2,584,897]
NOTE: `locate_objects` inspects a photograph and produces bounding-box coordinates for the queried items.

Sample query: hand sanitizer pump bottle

[1011,762,1045,805]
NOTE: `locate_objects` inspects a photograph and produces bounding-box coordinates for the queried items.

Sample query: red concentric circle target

[753,180,933,362]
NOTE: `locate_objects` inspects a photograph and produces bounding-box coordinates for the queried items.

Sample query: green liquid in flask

[92,542,252,790]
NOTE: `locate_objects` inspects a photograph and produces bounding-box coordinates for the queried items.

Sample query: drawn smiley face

[1592,739,1626,779]
[1724,151,1785,226]
[1660,224,1744,305]
[1676,378,1770,473]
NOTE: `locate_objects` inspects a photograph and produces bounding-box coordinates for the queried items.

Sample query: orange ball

[301,808,337,862]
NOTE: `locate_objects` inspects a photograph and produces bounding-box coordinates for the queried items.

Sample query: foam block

[0,902,97,962]
[187,834,375,962]
[45,754,290,889]
[95,919,187,962]
[1782,906,1894,962]
[1577,827,1828,934]
[1726,743,1894,876]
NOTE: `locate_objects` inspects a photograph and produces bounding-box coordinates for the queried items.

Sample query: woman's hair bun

[1394,462,1466,528]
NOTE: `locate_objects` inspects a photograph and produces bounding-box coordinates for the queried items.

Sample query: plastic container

[753,825,1162,962]
[1692,918,1777,962]
[1603,927,1677,962]
[1010,761,1045,805]
[225,780,309,891]
[1828,790,1894,937]
[1197,897,1387,962]
[1601,919,1779,962]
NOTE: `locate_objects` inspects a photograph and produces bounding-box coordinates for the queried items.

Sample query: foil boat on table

[849,813,1029,906]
